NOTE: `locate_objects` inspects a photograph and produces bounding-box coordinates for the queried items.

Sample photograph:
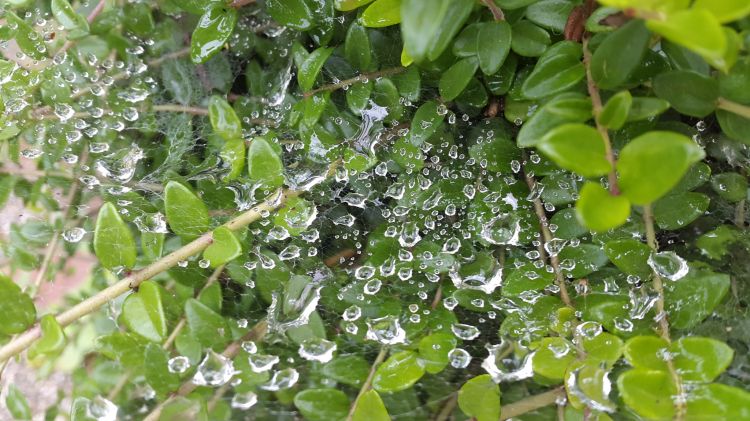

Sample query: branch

[523,170,573,308]
[230,0,256,7]
[500,388,564,420]
[717,97,750,120]
[583,38,620,196]
[151,104,209,115]
[642,205,686,420]
[57,0,108,55]
[481,0,505,21]
[345,347,388,421]
[304,67,405,98]
[0,161,340,364]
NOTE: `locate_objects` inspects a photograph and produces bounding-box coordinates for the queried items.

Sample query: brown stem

[230,0,256,7]
[345,347,388,421]
[304,67,405,98]
[736,200,746,228]
[582,38,620,196]
[151,104,209,115]
[642,205,686,420]
[57,0,108,54]
[481,0,505,21]
[524,171,573,308]
[434,393,458,421]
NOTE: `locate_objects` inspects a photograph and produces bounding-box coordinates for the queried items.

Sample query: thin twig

[717,98,750,119]
[152,104,209,115]
[736,200,746,228]
[304,67,405,98]
[230,0,256,8]
[642,205,686,420]
[434,393,457,421]
[583,38,620,195]
[345,347,388,421]
[481,0,505,21]
[57,0,108,54]
[500,388,565,420]
[0,161,341,364]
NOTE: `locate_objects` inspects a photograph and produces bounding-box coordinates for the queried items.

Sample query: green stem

[304,67,405,98]
[499,388,565,420]
[346,347,388,421]
[717,97,750,120]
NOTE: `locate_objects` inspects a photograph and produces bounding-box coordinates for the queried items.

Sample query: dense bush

[2,0,750,419]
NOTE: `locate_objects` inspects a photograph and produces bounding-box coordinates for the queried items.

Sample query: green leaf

[298,47,333,92]
[425,0,474,61]
[627,97,670,122]
[558,243,608,278]
[336,0,376,11]
[248,137,284,188]
[653,192,710,230]
[457,374,501,421]
[604,239,651,278]
[185,298,230,348]
[293,389,350,421]
[576,182,630,231]
[582,332,623,366]
[209,96,242,141]
[617,369,676,420]
[373,351,425,393]
[537,123,611,177]
[94,202,137,270]
[652,70,718,118]
[5,12,46,60]
[617,131,705,205]
[360,0,401,27]
[688,384,750,419]
[663,264,730,329]
[517,93,592,148]
[598,90,632,130]
[345,24,371,71]
[220,138,246,181]
[532,337,577,380]
[671,337,734,382]
[693,0,750,22]
[623,336,670,370]
[51,0,89,32]
[453,23,481,57]
[400,0,450,62]
[346,81,373,114]
[521,46,584,100]
[696,225,741,260]
[190,4,237,64]
[164,181,210,240]
[28,314,66,359]
[717,109,750,144]
[511,21,550,57]
[352,390,390,421]
[418,332,457,374]
[5,385,31,421]
[120,281,168,342]
[646,9,727,70]
[502,261,555,296]
[711,172,747,202]
[203,226,242,267]
[525,0,575,33]
[409,100,444,146]
[439,58,478,101]
[322,355,371,386]
[145,343,180,396]
[478,21,512,75]
[719,57,750,104]
[266,0,314,30]
[590,20,651,89]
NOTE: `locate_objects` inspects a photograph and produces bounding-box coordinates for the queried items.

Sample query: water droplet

[261,368,299,391]
[482,342,534,383]
[248,353,280,372]
[481,214,521,245]
[231,391,258,410]
[451,323,480,340]
[62,227,86,243]
[647,251,689,281]
[448,348,472,368]
[298,338,337,363]
[86,396,118,421]
[365,315,406,345]
[192,350,235,387]
[167,356,190,374]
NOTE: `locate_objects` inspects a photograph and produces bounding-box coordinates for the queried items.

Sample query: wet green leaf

[373,351,425,393]
[400,0,450,62]
[604,239,651,278]
[336,0,376,11]
[165,181,210,240]
[627,97,670,122]
[248,137,284,188]
[457,374,501,421]
[203,226,242,267]
[478,21,512,75]
[687,383,750,419]
[52,0,89,32]
[322,355,370,387]
[294,389,350,421]
[710,172,747,202]
[646,9,727,70]
[533,337,577,380]
[266,0,314,30]
[209,96,242,141]
[617,369,676,420]
[517,93,592,148]
[653,192,709,230]
[409,100,444,146]
[5,12,46,60]
[418,332,457,374]
[345,24,371,71]
[298,47,333,92]
[145,343,180,396]
[120,281,168,342]
[663,264,730,329]
[582,332,623,366]
[220,138,246,181]
[537,123,611,177]
[360,0,401,27]
[352,390,389,421]
[590,20,650,90]
[576,182,630,231]
[653,70,718,118]
[617,131,705,205]
[696,225,740,260]
[190,4,237,64]
[94,202,137,270]
[671,336,734,382]
[185,298,230,348]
